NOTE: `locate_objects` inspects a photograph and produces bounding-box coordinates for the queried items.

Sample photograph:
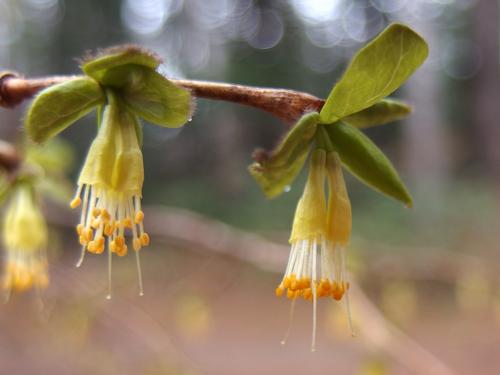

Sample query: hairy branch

[0,73,325,124]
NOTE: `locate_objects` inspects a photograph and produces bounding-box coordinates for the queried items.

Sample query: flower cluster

[275,149,352,350]
[2,185,49,295]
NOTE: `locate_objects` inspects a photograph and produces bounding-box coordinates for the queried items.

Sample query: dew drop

[284,185,291,193]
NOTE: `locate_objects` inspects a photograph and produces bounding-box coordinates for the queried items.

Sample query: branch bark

[0,73,325,124]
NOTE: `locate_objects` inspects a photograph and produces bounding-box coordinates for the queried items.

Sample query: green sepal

[342,99,411,129]
[91,64,192,127]
[324,121,412,206]
[118,65,194,128]
[82,46,160,82]
[25,78,105,143]
[320,23,428,124]
[249,112,319,198]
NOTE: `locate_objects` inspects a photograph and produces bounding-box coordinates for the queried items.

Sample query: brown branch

[0,140,22,175]
[0,73,325,124]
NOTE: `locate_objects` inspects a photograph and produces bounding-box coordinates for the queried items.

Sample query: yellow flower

[275,149,352,350]
[70,91,148,298]
[2,185,49,294]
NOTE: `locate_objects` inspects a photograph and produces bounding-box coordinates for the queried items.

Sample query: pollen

[71,184,150,268]
[140,233,150,246]
[70,197,82,209]
[135,210,144,224]
[275,240,349,302]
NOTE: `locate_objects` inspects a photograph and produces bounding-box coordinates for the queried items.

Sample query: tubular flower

[2,185,49,294]
[275,149,352,350]
[70,91,147,297]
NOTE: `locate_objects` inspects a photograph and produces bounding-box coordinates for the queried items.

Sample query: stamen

[140,233,150,246]
[135,250,144,296]
[106,242,112,300]
[280,298,296,345]
[311,241,318,352]
[344,288,356,337]
[135,210,144,224]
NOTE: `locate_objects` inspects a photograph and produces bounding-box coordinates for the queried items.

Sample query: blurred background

[0,0,499,374]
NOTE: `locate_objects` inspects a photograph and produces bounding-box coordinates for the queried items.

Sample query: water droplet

[284,185,291,193]
[187,117,193,122]
[106,295,112,300]
[139,292,144,297]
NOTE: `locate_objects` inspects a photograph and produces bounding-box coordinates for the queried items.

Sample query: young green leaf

[249,112,319,198]
[320,23,428,124]
[324,121,412,206]
[343,98,411,129]
[26,78,105,143]
[82,45,160,82]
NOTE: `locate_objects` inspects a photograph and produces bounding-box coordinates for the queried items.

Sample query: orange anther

[85,228,93,242]
[275,286,284,297]
[123,217,133,228]
[70,197,81,209]
[117,244,128,256]
[79,235,87,245]
[303,288,312,299]
[91,218,101,229]
[135,210,144,224]
[115,236,125,247]
[140,233,150,246]
[104,223,114,236]
[320,279,331,292]
[101,209,111,221]
[284,277,292,289]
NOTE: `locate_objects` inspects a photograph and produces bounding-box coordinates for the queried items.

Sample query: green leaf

[82,46,160,82]
[249,112,319,198]
[119,65,193,128]
[324,121,412,206]
[25,78,105,143]
[343,98,411,129]
[320,23,428,124]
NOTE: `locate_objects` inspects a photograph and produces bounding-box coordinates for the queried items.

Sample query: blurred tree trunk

[401,16,450,215]
[472,0,500,178]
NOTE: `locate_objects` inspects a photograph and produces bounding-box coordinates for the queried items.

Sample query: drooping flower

[275,149,352,350]
[24,46,194,298]
[2,184,49,295]
[70,90,148,298]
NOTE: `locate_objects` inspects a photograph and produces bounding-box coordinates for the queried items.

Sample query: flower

[70,91,148,298]
[2,184,49,295]
[275,149,353,350]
